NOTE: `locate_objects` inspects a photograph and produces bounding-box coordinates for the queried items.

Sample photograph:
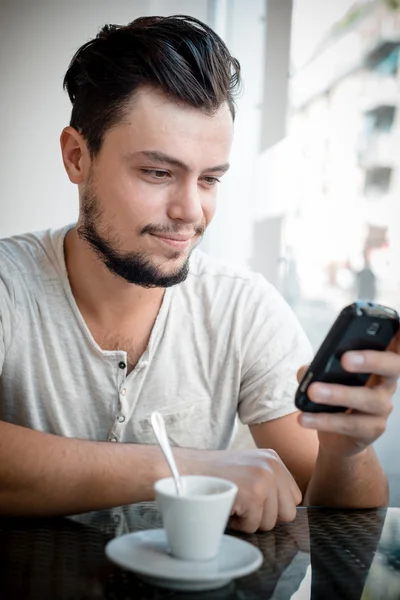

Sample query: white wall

[203,0,267,266]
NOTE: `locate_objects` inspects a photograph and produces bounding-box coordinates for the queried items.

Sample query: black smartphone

[295,301,400,413]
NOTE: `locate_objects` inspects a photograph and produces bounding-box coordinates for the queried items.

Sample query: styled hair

[63,14,241,157]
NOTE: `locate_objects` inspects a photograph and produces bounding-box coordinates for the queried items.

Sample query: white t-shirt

[0,226,312,449]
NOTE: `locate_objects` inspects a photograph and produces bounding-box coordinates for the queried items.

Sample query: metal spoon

[150,411,183,496]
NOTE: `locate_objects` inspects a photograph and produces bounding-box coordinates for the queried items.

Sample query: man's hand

[297,331,400,457]
[186,449,302,533]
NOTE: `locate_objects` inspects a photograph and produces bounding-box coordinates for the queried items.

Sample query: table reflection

[0,504,399,599]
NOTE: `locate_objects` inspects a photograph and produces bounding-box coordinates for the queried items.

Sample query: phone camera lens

[367,322,380,336]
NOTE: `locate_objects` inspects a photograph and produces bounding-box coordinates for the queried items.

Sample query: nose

[166,182,204,224]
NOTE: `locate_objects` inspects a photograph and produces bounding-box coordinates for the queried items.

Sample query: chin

[155,258,187,274]
[157,249,190,264]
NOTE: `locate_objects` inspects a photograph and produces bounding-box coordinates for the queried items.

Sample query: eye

[201,176,221,186]
[141,169,170,180]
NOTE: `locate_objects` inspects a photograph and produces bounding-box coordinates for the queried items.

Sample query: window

[364,167,392,197]
[364,105,396,134]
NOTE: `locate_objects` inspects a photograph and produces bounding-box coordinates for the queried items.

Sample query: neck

[64,227,165,327]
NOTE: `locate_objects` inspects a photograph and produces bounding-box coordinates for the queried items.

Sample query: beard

[77,185,205,288]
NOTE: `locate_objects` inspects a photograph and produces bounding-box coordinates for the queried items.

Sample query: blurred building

[260,0,400,305]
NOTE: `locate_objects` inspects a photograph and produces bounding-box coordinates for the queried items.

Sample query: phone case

[295,301,400,413]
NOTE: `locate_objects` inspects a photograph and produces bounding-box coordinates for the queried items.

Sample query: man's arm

[0,420,169,515]
[250,330,400,510]
[303,445,388,507]
[250,412,317,498]
[250,412,388,507]
[0,419,299,524]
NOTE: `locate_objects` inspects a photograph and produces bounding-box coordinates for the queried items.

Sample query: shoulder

[188,249,255,280]
[0,225,71,312]
[182,249,287,313]
[177,250,304,343]
[0,225,70,282]
[185,249,274,296]
[187,249,261,283]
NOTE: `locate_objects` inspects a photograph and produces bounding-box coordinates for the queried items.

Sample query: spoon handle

[151,411,183,496]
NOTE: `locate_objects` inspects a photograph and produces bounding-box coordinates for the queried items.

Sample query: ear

[60,126,90,184]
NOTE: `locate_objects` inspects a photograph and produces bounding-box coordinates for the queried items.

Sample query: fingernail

[300,415,317,428]
[346,353,365,367]
[312,384,332,399]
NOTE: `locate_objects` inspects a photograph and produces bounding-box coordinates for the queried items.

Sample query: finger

[229,503,264,534]
[308,382,393,416]
[368,373,398,392]
[292,482,303,506]
[297,365,309,384]
[278,460,303,506]
[268,449,302,505]
[299,411,388,441]
[276,485,298,523]
[259,487,279,531]
[342,350,400,379]
[387,330,400,354]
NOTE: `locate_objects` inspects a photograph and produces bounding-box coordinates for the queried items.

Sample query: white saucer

[105,528,263,591]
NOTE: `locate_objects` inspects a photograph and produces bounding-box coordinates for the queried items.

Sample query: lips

[152,234,193,242]
[150,233,194,249]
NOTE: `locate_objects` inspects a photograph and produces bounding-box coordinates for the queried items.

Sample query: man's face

[77,87,233,287]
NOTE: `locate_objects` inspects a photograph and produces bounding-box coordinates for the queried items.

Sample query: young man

[0,15,398,532]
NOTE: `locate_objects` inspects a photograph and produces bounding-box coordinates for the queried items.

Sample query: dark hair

[63,14,241,157]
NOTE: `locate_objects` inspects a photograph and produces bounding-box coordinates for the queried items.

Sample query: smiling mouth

[150,233,194,250]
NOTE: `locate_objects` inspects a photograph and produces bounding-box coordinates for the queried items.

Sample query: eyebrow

[125,150,230,174]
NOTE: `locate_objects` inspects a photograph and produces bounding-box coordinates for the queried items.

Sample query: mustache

[140,223,205,237]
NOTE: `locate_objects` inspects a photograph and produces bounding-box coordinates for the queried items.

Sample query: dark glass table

[1,503,400,599]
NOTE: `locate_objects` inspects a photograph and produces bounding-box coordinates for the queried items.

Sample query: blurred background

[0,0,399,497]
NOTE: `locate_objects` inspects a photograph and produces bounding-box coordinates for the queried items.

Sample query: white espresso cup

[154,475,238,561]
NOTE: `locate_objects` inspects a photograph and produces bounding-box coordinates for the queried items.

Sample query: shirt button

[109,435,118,443]
[120,388,126,396]
[118,415,125,423]
[118,361,126,370]
[139,361,149,369]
